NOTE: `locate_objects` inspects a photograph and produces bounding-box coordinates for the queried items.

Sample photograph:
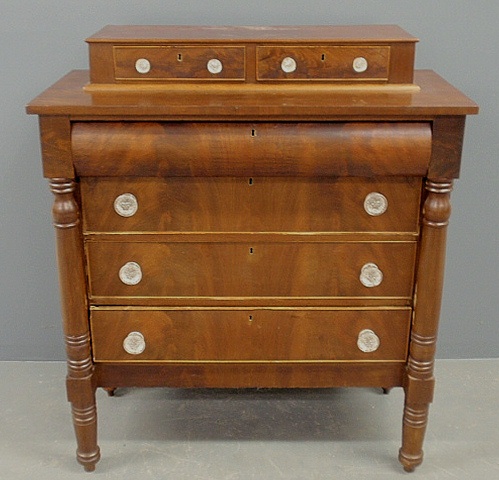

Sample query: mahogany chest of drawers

[27,25,478,472]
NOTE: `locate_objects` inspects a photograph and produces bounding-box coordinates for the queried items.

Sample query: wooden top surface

[86,25,418,44]
[26,70,478,119]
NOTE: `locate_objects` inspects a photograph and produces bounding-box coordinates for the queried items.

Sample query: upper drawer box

[86,26,417,85]
[72,122,431,177]
[257,46,389,81]
[113,46,245,81]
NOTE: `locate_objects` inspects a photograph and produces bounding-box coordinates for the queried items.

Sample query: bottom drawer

[90,308,411,362]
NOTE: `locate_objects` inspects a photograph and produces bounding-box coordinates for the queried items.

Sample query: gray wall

[1,1,497,360]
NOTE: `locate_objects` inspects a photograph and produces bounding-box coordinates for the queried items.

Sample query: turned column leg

[50,178,100,472]
[399,179,453,472]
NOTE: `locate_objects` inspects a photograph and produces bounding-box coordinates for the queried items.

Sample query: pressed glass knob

[353,57,368,73]
[123,331,146,355]
[114,193,138,217]
[281,56,297,73]
[135,58,151,74]
[360,263,383,288]
[357,329,380,353]
[364,192,388,216]
[119,262,142,286]
[207,58,223,74]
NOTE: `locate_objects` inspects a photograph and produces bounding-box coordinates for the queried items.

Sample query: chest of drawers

[27,25,478,473]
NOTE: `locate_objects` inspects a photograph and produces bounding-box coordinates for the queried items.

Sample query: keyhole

[248,178,253,185]
[177,53,183,62]
[249,247,254,254]
[249,315,253,321]
[321,53,326,61]
[251,129,257,137]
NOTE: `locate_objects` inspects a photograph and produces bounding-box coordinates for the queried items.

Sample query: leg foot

[399,403,428,472]
[398,448,422,473]
[105,387,116,397]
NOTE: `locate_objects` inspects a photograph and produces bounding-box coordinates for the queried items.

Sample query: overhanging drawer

[72,122,431,177]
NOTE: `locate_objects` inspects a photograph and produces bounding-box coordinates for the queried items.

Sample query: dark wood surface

[26,25,478,473]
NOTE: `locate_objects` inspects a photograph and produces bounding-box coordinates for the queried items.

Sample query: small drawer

[86,241,417,299]
[257,46,390,81]
[113,45,245,80]
[90,308,411,362]
[81,177,422,234]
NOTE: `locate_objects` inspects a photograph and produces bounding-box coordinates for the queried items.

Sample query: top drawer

[72,122,431,177]
[113,46,246,81]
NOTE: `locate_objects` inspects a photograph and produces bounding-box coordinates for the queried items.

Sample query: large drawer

[86,241,417,299]
[90,308,411,362]
[72,122,431,177]
[81,177,422,234]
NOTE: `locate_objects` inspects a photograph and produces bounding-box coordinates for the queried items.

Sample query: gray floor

[1,360,498,479]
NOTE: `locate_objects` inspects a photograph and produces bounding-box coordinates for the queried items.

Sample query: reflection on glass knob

[114,193,138,217]
[207,58,223,74]
[353,57,368,73]
[135,58,151,74]
[281,56,297,73]
[119,262,142,286]
[357,329,380,353]
[360,263,383,288]
[364,192,388,216]
[123,331,146,355]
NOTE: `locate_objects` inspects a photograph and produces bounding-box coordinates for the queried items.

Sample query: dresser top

[86,25,418,44]
[26,70,478,118]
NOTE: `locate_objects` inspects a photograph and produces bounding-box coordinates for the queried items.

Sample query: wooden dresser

[27,25,478,472]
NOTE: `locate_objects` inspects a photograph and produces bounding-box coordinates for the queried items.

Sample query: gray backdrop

[1,1,497,360]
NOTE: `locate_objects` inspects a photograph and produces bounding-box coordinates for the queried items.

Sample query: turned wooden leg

[399,179,452,472]
[51,179,100,472]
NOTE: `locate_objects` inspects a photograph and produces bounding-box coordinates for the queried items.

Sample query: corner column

[399,179,453,472]
[50,178,100,472]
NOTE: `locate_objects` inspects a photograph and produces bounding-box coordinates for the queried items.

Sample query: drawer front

[72,122,432,177]
[113,46,245,80]
[90,308,411,362]
[257,46,390,81]
[81,177,422,234]
[86,241,417,299]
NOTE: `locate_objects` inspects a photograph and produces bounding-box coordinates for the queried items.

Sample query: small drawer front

[86,241,417,299]
[90,308,411,362]
[81,177,422,234]
[113,46,245,80]
[257,46,390,81]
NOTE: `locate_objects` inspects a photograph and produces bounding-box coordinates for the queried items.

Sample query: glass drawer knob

[135,58,151,74]
[119,262,142,286]
[364,192,388,216]
[353,57,368,73]
[207,58,223,74]
[123,331,146,355]
[357,329,380,353]
[360,263,383,288]
[281,56,297,73]
[114,193,138,217]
